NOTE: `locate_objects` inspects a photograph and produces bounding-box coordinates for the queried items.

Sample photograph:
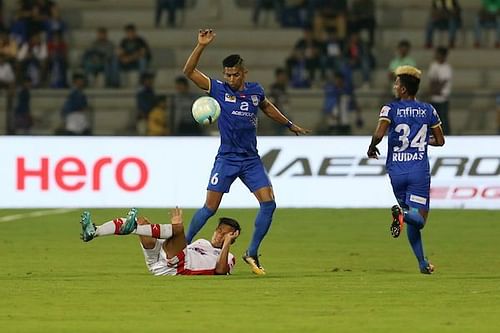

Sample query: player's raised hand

[198,29,216,45]
[223,230,240,245]
[170,206,183,225]
[137,216,151,225]
[367,146,380,159]
[289,123,311,136]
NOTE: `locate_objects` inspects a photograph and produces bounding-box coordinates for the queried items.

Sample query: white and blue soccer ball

[191,96,221,125]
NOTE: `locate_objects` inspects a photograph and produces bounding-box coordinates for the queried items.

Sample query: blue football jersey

[379,99,441,175]
[208,78,265,156]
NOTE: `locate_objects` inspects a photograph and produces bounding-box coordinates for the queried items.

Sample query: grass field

[1,208,500,333]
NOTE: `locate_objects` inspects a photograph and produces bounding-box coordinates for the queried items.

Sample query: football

[191,96,221,125]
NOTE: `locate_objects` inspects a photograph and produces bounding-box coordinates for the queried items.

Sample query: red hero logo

[17,157,148,191]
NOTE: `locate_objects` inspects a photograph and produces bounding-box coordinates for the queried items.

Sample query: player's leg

[186,157,238,243]
[79,209,138,242]
[389,173,408,238]
[404,172,434,274]
[241,157,275,275]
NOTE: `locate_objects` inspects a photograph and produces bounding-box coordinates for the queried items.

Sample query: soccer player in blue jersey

[183,29,310,275]
[367,65,445,274]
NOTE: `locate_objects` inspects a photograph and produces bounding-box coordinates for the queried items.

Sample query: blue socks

[404,207,426,267]
[186,205,215,243]
[247,200,276,257]
[403,209,425,229]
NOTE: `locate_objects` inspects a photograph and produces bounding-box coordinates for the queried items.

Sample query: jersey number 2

[393,124,427,152]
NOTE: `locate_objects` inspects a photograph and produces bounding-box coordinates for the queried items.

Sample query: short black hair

[436,46,448,58]
[125,23,136,31]
[223,54,244,68]
[175,76,188,86]
[398,39,411,48]
[398,74,420,96]
[218,217,241,233]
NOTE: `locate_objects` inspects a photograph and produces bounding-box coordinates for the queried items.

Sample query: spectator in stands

[322,28,344,76]
[0,28,17,63]
[252,0,283,27]
[313,0,347,41]
[293,27,323,82]
[34,0,57,21]
[155,0,184,28]
[172,76,203,135]
[425,0,461,49]
[474,0,500,48]
[347,0,376,47]
[13,76,33,134]
[147,95,170,136]
[136,71,156,135]
[387,40,416,83]
[16,31,48,87]
[428,47,452,135]
[280,0,307,28]
[321,71,362,135]
[59,73,91,135]
[344,31,373,89]
[9,10,29,45]
[43,4,67,41]
[81,27,119,87]
[0,53,15,88]
[47,30,67,88]
[285,47,311,88]
[266,67,290,135]
[118,24,151,75]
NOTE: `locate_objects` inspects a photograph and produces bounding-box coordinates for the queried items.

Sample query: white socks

[134,224,173,239]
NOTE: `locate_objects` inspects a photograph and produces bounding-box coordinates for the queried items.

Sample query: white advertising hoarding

[0,136,499,209]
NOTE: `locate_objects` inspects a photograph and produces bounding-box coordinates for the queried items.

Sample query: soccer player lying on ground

[183,28,311,275]
[367,65,445,274]
[80,208,240,275]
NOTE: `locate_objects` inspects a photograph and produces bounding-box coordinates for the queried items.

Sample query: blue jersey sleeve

[429,105,442,128]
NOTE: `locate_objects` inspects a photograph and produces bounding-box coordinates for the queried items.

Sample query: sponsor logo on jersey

[251,95,259,106]
[409,194,427,205]
[396,107,427,117]
[225,93,236,103]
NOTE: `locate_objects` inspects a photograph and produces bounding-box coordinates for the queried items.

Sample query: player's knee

[260,200,276,214]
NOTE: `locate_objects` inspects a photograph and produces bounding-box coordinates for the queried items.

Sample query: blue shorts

[206,155,272,193]
[389,171,431,210]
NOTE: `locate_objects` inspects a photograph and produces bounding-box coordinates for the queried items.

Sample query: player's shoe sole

[80,211,96,242]
[420,262,435,274]
[242,252,266,275]
[390,205,404,238]
[119,208,138,235]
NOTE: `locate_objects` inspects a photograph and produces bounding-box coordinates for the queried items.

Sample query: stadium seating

[0,0,497,135]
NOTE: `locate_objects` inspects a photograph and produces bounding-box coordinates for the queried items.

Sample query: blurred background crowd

[0,0,499,136]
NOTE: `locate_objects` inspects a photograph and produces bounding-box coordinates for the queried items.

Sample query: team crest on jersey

[251,95,259,106]
[380,105,390,117]
[224,93,236,103]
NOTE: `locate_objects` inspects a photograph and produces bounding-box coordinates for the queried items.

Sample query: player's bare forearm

[367,120,388,159]
[214,242,232,275]
[429,126,445,146]
[260,99,311,135]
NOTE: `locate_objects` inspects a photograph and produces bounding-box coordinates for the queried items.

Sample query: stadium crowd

[0,0,499,135]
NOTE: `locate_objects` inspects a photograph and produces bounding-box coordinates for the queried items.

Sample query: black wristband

[285,120,293,129]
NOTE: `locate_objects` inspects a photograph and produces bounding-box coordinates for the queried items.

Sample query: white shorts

[141,239,184,276]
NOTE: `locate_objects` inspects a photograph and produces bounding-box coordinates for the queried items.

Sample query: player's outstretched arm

[214,230,239,275]
[367,119,389,159]
[259,98,311,135]
[182,29,215,91]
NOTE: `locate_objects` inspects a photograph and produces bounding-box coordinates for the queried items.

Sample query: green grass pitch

[1,208,500,333]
